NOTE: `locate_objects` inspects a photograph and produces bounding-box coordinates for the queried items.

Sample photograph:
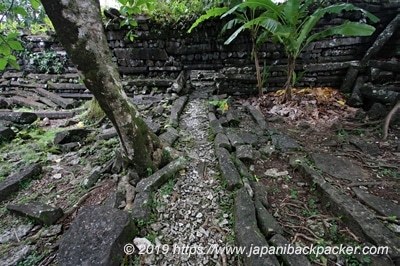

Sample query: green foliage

[255,0,379,101]
[150,0,204,23]
[0,32,23,70]
[189,0,283,96]
[118,0,155,41]
[0,0,48,71]
[26,50,67,74]
[209,96,230,113]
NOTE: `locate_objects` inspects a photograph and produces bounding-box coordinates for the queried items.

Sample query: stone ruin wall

[4,0,400,101]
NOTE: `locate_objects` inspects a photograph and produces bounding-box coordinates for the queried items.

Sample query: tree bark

[252,37,263,97]
[283,55,295,102]
[383,100,400,140]
[41,0,162,176]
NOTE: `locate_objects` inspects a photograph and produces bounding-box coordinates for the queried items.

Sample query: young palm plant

[188,1,282,97]
[255,0,379,102]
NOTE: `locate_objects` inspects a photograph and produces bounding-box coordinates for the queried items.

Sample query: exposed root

[383,100,400,140]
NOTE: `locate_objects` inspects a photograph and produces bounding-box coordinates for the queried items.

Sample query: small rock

[0,127,16,142]
[264,168,289,178]
[235,145,253,161]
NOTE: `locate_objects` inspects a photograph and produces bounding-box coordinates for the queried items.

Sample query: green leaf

[29,0,41,10]
[224,25,245,45]
[0,58,7,70]
[0,44,11,56]
[306,21,376,47]
[284,0,300,25]
[12,6,28,16]
[8,56,20,70]
[188,7,229,33]
[6,32,20,39]
[8,40,23,51]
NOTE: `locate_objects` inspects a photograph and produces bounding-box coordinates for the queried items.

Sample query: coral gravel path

[149,89,237,265]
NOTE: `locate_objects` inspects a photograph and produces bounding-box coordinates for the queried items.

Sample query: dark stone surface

[269,234,312,266]
[215,148,242,191]
[254,200,283,239]
[234,158,252,179]
[353,187,400,218]
[0,126,16,142]
[349,137,382,156]
[169,96,188,127]
[234,188,280,266]
[82,166,102,188]
[250,181,270,208]
[7,202,63,225]
[104,191,126,209]
[245,104,267,130]
[298,162,400,258]
[209,119,224,135]
[131,191,152,221]
[339,66,359,93]
[159,127,179,146]
[214,133,231,151]
[53,128,93,145]
[271,134,300,152]
[238,131,258,146]
[0,96,10,109]
[311,152,368,182]
[226,109,240,126]
[58,205,137,266]
[0,163,42,202]
[226,130,244,147]
[136,157,188,192]
[0,111,38,124]
[0,244,35,266]
[235,145,253,161]
[0,224,33,244]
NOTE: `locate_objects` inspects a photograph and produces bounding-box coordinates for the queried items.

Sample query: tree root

[383,100,400,140]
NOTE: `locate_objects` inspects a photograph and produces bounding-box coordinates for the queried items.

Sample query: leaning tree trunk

[283,55,295,102]
[41,0,162,176]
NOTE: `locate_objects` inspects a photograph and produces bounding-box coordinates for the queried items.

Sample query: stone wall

[5,0,400,99]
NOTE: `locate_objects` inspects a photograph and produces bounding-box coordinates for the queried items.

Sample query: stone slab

[271,134,300,152]
[269,234,312,266]
[215,148,242,191]
[136,157,188,192]
[58,205,137,266]
[0,163,42,202]
[159,127,179,146]
[236,145,253,161]
[254,199,283,239]
[298,162,400,258]
[131,191,152,221]
[234,187,280,266]
[353,187,400,218]
[7,202,63,225]
[0,126,16,142]
[312,152,368,182]
[209,119,224,135]
[226,130,244,147]
[245,104,267,130]
[169,96,188,127]
[214,133,231,151]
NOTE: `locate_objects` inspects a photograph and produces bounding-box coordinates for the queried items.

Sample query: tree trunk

[252,37,263,97]
[41,0,162,176]
[283,55,295,102]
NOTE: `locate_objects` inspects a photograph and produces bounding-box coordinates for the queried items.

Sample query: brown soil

[237,88,399,265]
